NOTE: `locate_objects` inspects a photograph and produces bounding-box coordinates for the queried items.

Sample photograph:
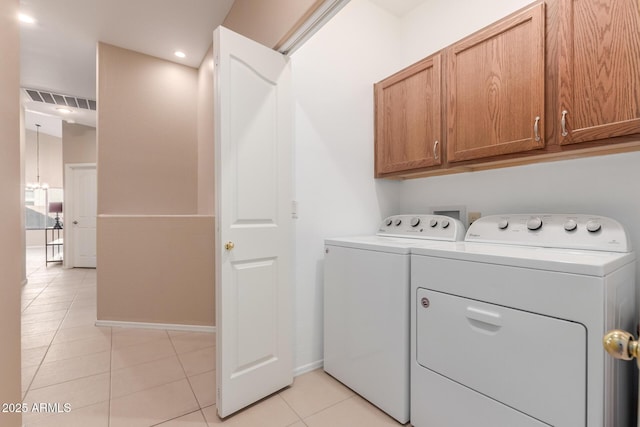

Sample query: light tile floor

[21,248,407,427]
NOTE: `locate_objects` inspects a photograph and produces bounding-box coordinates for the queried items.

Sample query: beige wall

[223,0,322,48]
[197,45,215,215]
[97,215,215,326]
[25,129,63,189]
[97,43,215,327]
[0,0,23,425]
[97,42,198,215]
[63,122,96,165]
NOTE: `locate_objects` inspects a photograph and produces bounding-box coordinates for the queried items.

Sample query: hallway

[20,248,404,426]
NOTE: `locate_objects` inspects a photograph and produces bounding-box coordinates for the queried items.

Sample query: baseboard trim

[95,320,216,333]
[294,359,323,377]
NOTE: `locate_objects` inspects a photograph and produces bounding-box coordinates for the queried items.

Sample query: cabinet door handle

[534,116,541,142]
[561,110,569,137]
[433,140,439,160]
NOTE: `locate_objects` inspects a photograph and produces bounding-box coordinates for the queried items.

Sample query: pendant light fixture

[28,123,49,190]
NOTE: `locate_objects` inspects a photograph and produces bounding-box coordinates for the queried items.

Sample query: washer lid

[324,235,445,254]
[411,241,635,276]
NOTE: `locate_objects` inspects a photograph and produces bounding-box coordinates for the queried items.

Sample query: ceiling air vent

[23,88,96,111]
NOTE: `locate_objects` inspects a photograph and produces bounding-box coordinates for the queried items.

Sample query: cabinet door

[558,0,640,145]
[447,3,545,163]
[374,53,442,176]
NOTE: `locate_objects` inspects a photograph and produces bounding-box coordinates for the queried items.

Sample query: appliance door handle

[466,306,502,333]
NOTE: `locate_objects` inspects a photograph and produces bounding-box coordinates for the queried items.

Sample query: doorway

[64,163,97,268]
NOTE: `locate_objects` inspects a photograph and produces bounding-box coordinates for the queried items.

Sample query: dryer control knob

[527,217,543,231]
[564,219,577,232]
[429,219,438,228]
[586,220,602,233]
[498,219,509,230]
[385,218,393,227]
[410,217,421,227]
[441,219,450,228]
[394,218,402,226]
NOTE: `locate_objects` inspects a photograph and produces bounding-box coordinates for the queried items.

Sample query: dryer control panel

[466,214,631,252]
[378,215,465,241]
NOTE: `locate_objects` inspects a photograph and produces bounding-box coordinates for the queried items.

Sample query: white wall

[291,0,640,373]
[400,0,533,66]
[291,0,404,371]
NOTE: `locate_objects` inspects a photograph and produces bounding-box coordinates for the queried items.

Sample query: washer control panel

[378,215,465,241]
[466,214,631,252]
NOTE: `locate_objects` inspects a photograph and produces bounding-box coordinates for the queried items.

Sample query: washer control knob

[410,217,421,227]
[394,218,402,226]
[564,219,578,232]
[429,219,438,228]
[385,218,393,227]
[498,219,509,230]
[586,220,602,233]
[441,219,450,229]
[527,217,543,231]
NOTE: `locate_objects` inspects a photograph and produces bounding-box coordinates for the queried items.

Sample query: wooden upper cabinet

[375,53,442,177]
[447,2,546,163]
[558,0,640,145]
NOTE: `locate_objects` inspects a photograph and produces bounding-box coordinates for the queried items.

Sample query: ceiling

[19,0,426,138]
[19,0,235,136]
[369,0,426,17]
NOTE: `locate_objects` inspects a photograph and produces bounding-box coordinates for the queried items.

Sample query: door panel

[375,53,442,176]
[214,26,293,418]
[558,0,640,144]
[68,165,97,268]
[447,3,545,162]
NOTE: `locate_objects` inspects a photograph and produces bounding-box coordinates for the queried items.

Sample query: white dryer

[324,214,465,423]
[411,214,636,427]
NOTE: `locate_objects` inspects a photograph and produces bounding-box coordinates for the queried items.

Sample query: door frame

[63,162,96,268]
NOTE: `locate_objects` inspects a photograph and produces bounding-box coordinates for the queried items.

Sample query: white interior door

[65,164,97,268]
[214,26,294,418]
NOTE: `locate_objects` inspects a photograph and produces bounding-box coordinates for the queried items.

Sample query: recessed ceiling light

[174,51,186,58]
[56,107,73,114]
[18,13,35,24]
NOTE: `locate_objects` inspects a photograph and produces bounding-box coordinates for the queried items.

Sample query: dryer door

[416,288,586,427]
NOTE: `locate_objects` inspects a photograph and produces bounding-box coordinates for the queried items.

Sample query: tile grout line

[22,274,71,401]
[21,263,80,424]
[279,390,307,424]
[167,330,204,410]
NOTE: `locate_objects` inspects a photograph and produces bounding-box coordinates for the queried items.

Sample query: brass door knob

[603,330,640,365]
[224,241,235,250]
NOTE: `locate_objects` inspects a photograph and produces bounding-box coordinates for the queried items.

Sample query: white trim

[294,359,324,377]
[95,320,216,333]
[278,0,350,56]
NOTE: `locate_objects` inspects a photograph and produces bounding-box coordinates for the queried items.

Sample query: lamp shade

[49,202,63,213]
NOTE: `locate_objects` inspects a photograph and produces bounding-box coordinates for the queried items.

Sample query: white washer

[411,214,636,427]
[324,214,465,423]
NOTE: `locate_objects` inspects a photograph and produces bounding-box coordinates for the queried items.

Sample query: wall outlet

[468,211,481,226]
